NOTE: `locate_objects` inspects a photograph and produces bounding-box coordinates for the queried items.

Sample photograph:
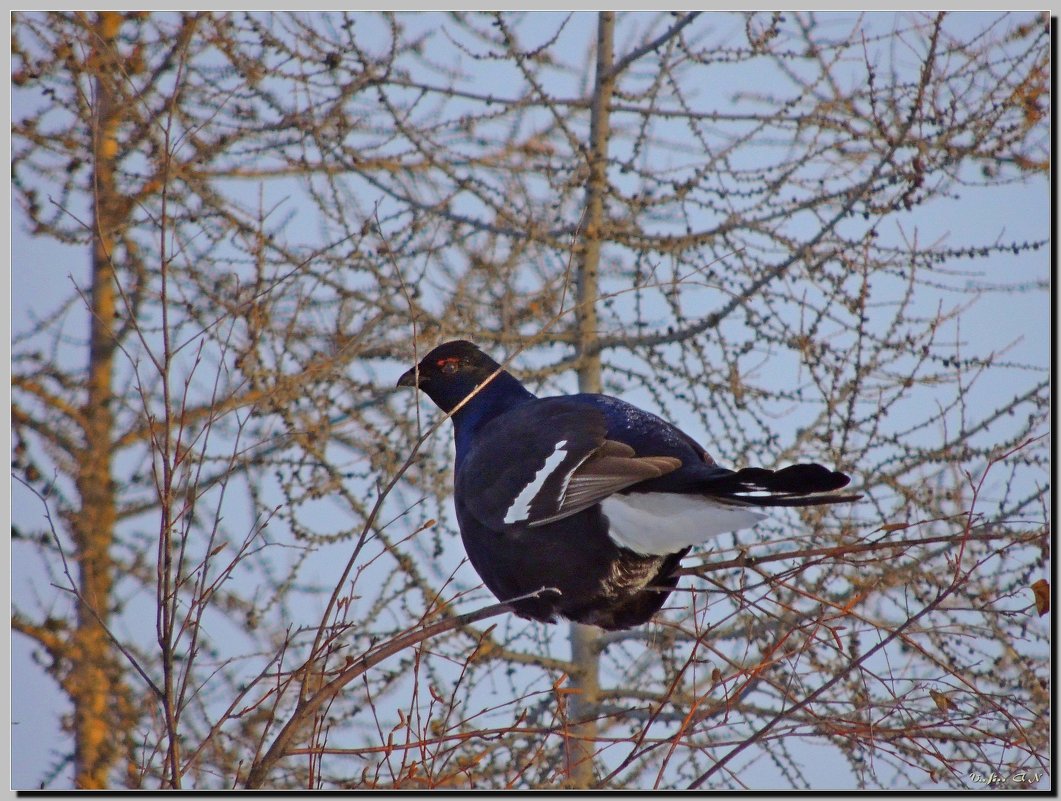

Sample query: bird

[397,339,859,631]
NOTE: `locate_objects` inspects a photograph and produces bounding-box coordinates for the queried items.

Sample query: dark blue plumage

[398,340,858,630]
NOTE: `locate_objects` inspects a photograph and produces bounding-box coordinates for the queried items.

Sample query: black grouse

[397,340,858,630]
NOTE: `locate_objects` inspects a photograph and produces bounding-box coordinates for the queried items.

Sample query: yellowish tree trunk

[66,11,130,788]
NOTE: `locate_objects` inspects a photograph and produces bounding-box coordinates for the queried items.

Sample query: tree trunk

[67,11,127,788]
[564,10,615,789]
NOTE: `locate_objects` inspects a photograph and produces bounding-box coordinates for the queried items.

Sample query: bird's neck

[451,373,534,466]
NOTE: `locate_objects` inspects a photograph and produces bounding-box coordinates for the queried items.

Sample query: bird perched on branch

[397,340,859,630]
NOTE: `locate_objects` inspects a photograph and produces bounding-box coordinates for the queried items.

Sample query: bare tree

[13,11,1049,790]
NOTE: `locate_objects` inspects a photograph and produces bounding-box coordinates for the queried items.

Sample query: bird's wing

[456,397,681,531]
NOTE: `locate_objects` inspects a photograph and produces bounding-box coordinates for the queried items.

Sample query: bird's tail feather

[700,463,860,508]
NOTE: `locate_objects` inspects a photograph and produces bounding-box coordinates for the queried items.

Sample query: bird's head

[396,340,507,414]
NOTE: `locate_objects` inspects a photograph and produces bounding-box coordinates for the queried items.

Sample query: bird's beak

[396,367,419,388]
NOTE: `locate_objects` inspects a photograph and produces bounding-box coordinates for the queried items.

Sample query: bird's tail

[700,463,860,508]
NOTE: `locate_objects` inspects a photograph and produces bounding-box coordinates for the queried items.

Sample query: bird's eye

[438,358,460,375]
